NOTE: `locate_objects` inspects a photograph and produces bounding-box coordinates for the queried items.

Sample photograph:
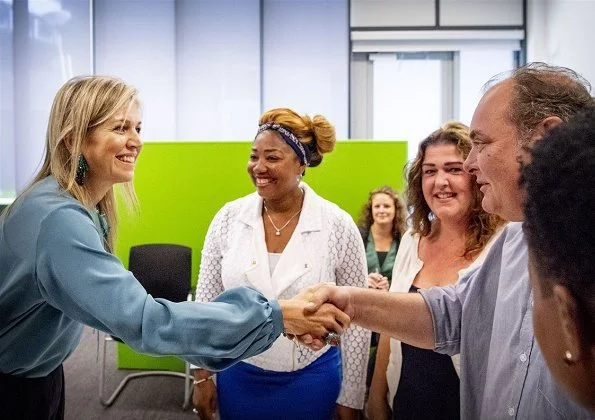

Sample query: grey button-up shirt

[420,223,592,419]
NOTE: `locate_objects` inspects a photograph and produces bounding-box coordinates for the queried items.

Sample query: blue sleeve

[35,205,283,371]
[418,273,473,356]
[418,230,505,356]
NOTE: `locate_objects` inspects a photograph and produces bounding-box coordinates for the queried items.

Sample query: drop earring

[75,154,89,185]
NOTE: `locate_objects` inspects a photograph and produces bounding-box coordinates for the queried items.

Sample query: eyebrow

[251,148,282,152]
[422,161,464,166]
[112,118,142,125]
[469,129,491,142]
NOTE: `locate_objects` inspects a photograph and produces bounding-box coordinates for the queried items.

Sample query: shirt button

[519,353,527,362]
[508,407,515,416]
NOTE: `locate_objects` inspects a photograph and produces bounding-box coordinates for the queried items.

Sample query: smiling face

[464,81,525,221]
[247,130,305,201]
[421,143,474,223]
[371,193,396,227]
[82,101,142,201]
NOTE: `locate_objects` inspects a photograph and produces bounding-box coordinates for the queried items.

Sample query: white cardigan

[195,183,371,409]
[386,227,504,409]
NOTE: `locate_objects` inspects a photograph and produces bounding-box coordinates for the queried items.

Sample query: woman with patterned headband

[192,108,371,420]
[0,78,348,419]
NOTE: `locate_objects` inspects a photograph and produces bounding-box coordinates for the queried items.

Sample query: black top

[392,285,460,420]
[376,251,388,267]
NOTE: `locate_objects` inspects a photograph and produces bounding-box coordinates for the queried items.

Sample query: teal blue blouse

[0,177,283,377]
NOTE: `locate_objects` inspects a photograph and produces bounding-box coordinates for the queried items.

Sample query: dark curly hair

[357,185,407,241]
[484,62,594,145]
[407,121,503,259]
[522,106,595,343]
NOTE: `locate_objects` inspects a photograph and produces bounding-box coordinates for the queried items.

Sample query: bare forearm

[348,287,434,349]
[368,335,391,420]
[336,404,359,420]
[370,334,391,396]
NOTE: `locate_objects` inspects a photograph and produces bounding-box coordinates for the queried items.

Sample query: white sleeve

[333,213,371,409]
[195,206,228,303]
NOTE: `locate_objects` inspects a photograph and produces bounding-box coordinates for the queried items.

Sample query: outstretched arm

[304,284,434,349]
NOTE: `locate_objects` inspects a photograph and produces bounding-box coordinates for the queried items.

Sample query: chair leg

[98,332,190,408]
[183,361,192,410]
[98,332,110,406]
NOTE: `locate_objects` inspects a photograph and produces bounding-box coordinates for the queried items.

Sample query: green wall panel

[114,140,407,370]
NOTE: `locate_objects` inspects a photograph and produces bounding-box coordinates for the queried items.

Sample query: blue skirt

[217,346,341,420]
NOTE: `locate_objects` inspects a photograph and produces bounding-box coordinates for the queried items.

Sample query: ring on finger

[324,331,341,346]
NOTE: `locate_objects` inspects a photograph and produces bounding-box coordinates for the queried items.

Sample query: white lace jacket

[195,183,371,409]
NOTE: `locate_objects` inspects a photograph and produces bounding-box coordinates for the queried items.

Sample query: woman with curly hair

[367,121,505,420]
[357,186,406,390]
[357,186,407,292]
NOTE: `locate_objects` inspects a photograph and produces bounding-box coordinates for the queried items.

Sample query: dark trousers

[0,364,65,420]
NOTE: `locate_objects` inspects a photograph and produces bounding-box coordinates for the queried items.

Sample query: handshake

[278,283,353,351]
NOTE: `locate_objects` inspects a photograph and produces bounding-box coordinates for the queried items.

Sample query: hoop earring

[297,174,302,184]
[75,154,89,185]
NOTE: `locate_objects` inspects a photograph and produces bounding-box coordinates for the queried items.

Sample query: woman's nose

[252,158,267,173]
[127,130,142,148]
[436,171,449,186]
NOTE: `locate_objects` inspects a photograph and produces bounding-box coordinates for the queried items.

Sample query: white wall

[263,0,349,139]
[527,0,595,85]
[1,0,349,195]
[95,0,177,141]
[9,0,91,194]
[175,0,261,141]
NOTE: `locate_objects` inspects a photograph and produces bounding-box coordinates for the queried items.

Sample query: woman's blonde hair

[258,108,336,168]
[28,75,139,251]
[357,185,407,240]
[406,121,503,259]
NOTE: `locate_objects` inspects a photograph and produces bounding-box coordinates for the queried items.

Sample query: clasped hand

[367,272,389,291]
[280,283,353,350]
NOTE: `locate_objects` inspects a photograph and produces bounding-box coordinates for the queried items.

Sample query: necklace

[263,205,301,236]
[263,189,304,236]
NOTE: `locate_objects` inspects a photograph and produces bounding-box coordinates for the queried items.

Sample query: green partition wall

[114,140,407,370]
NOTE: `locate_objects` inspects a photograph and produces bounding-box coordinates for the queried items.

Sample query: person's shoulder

[212,191,259,221]
[464,222,525,277]
[402,228,417,239]
[400,229,418,245]
[501,221,526,248]
[306,187,352,223]
[394,229,418,256]
[324,201,356,228]
[225,191,259,208]
[503,221,523,235]
[14,177,90,224]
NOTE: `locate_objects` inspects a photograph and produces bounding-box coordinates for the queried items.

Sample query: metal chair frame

[97,244,193,409]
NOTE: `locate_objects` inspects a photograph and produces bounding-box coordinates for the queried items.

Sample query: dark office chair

[98,243,193,409]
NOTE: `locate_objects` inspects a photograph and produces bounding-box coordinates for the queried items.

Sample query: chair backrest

[128,244,191,302]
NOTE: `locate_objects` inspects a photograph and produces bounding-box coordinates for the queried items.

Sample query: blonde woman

[0,77,347,419]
